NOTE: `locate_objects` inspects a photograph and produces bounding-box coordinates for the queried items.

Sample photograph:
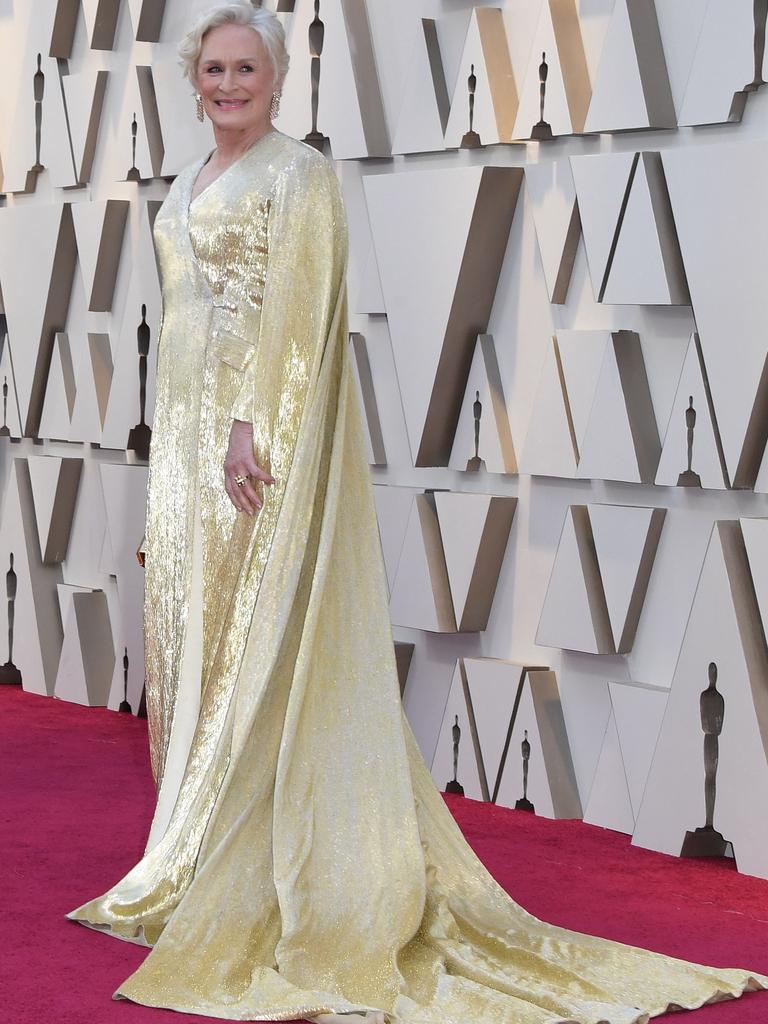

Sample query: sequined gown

[66,130,768,1023]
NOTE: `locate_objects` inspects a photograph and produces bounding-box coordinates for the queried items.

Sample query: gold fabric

[66,131,768,1024]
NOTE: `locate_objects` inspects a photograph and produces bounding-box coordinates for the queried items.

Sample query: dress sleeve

[231,154,348,477]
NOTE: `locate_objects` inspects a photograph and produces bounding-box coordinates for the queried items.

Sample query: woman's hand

[224,419,276,516]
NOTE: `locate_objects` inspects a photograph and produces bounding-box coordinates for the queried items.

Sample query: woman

[67,4,767,1023]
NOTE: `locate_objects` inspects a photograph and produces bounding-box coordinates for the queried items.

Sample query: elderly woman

[67,3,767,1023]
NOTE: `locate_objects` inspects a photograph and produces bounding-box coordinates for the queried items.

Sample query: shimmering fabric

[66,131,768,1024]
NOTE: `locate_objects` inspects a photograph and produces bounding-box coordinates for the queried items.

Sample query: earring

[196,94,205,122]
[270,92,281,120]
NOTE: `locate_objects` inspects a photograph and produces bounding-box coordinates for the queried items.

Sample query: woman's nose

[220,68,237,92]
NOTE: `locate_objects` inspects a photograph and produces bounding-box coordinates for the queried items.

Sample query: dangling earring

[270,92,281,120]
[196,94,205,123]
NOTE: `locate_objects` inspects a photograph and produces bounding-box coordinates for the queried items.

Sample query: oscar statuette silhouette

[530,52,553,141]
[31,53,45,175]
[0,554,22,685]
[118,647,132,713]
[466,390,486,472]
[461,64,482,149]
[445,714,465,795]
[0,377,10,438]
[677,396,702,487]
[303,0,328,151]
[126,111,142,182]
[515,729,535,812]
[681,662,732,858]
[127,304,153,460]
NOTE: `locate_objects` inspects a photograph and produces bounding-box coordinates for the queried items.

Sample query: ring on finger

[234,474,248,487]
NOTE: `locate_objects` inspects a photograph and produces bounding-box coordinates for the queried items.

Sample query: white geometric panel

[525,158,580,305]
[0,204,77,438]
[27,455,82,565]
[389,493,457,633]
[512,0,590,140]
[339,160,385,316]
[633,521,768,880]
[519,335,578,479]
[583,708,635,834]
[68,329,108,445]
[38,333,75,443]
[577,332,661,485]
[350,333,386,466]
[54,587,115,708]
[555,329,610,459]
[88,333,113,431]
[278,0,389,160]
[610,681,668,820]
[741,516,768,640]
[0,459,63,697]
[105,65,163,184]
[463,658,529,803]
[355,244,386,316]
[372,485,420,595]
[0,338,22,438]
[434,492,517,633]
[602,152,689,306]
[365,165,522,466]
[41,59,80,190]
[678,0,767,126]
[585,0,676,134]
[71,200,129,313]
[663,141,768,488]
[431,660,484,800]
[51,0,121,54]
[128,0,167,41]
[537,506,614,655]
[1,46,67,194]
[753,439,768,494]
[61,69,109,185]
[656,333,730,490]
[444,7,517,148]
[365,165,478,464]
[570,151,636,302]
[448,335,516,475]
[101,202,161,451]
[391,17,448,156]
[589,504,665,655]
[495,669,582,819]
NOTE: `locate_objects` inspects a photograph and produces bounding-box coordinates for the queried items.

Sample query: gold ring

[234,474,247,487]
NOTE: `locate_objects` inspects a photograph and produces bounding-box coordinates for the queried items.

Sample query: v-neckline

[187,128,278,215]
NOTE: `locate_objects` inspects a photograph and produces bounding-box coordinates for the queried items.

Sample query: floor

[2,684,767,1024]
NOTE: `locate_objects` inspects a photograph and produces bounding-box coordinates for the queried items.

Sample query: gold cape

[66,130,768,1023]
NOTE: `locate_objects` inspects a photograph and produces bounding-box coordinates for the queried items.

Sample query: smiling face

[195,23,277,134]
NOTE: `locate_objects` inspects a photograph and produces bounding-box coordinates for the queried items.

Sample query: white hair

[179,1,289,89]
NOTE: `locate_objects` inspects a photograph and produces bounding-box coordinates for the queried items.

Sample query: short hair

[179,1,289,89]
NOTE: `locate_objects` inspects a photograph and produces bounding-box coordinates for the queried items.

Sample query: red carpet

[2,685,767,1024]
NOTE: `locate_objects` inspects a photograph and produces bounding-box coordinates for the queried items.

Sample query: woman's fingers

[224,477,245,514]
[223,454,276,515]
[224,471,267,516]
[237,478,263,514]
[248,465,276,486]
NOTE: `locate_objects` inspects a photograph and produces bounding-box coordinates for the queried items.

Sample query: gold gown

[67,130,768,1024]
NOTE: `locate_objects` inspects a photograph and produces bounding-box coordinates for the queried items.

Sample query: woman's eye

[202,62,256,74]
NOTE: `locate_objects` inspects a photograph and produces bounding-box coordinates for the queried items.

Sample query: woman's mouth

[216,99,248,110]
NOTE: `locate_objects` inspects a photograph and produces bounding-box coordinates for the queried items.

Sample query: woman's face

[196,23,276,132]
